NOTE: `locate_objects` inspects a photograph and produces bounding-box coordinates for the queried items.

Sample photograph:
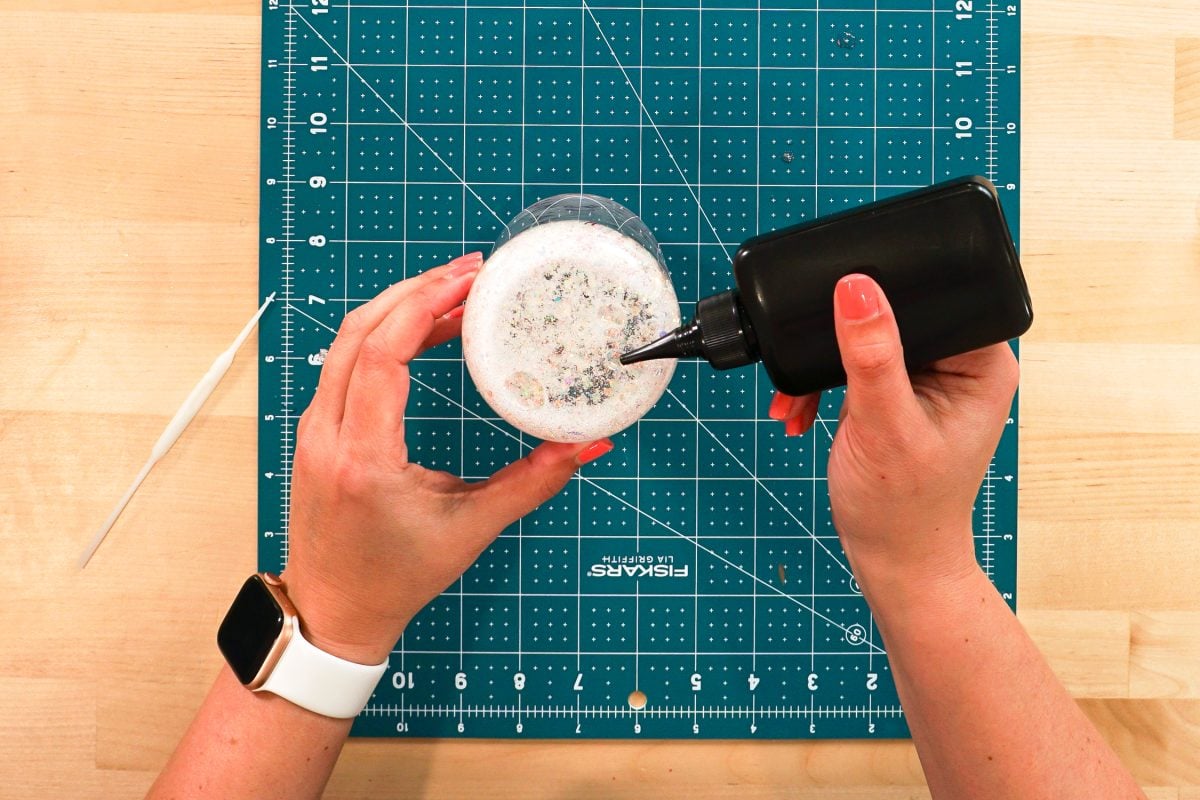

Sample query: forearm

[146,666,352,800]
[861,560,1145,800]
[147,575,404,800]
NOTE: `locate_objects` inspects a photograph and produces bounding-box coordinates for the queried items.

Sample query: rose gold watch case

[245,572,299,691]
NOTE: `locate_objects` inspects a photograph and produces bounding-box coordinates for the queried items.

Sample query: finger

[768,390,793,420]
[832,274,921,433]
[768,390,818,422]
[782,395,819,436]
[340,268,479,440]
[784,415,805,437]
[420,310,464,353]
[786,394,814,420]
[787,393,819,426]
[311,252,483,424]
[459,439,613,537]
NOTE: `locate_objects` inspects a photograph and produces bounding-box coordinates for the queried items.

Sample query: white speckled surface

[462,220,680,442]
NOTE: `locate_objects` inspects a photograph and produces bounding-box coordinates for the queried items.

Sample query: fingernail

[768,390,791,421]
[837,274,881,321]
[445,251,484,278]
[576,438,614,465]
[784,416,804,437]
[444,304,466,320]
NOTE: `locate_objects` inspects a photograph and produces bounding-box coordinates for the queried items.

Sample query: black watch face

[218,575,285,685]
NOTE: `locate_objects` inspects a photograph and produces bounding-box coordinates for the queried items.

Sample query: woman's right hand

[769,274,1019,595]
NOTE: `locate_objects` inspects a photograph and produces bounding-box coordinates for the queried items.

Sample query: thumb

[833,274,919,428]
[461,439,614,532]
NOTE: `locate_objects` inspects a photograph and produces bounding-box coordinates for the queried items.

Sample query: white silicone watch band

[257,626,389,719]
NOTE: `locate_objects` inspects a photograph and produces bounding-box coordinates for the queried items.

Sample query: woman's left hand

[281,253,611,664]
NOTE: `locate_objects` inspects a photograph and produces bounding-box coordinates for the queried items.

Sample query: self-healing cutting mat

[258,0,1020,738]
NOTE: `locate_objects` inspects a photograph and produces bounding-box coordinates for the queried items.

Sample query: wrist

[280,570,402,665]
[859,556,988,638]
[847,539,988,629]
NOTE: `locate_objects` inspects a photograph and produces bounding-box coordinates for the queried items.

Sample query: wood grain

[1020,610,1131,697]
[1,0,1198,797]
[1177,40,1200,140]
[1132,613,1200,699]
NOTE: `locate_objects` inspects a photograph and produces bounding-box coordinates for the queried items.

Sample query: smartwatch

[217,573,389,719]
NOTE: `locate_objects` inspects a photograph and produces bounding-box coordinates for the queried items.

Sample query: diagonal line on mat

[287,312,869,640]
[287,303,339,335]
[290,8,508,229]
[286,4,875,654]
[278,309,880,652]
[665,388,855,579]
[581,477,881,654]
[406,373,884,656]
[581,0,733,264]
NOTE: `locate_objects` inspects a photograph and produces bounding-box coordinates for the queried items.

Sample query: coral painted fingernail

[768,390,791,421]
[784,415,805,437]
[445,251,484,278]
[576,438,614,465]
[445,304,466,320]
[836,274,881,321]
[801,402,819,432]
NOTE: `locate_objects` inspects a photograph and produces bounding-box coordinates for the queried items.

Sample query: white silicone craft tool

[78,293,277,569]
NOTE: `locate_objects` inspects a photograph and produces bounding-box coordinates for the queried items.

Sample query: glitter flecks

[462,219,680,443]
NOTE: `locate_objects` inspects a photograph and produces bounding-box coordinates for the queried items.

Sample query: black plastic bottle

[620,176,1034,397]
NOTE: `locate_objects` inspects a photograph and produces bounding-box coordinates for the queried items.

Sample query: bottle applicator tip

[620,297,743,368]
[619,332,678,365]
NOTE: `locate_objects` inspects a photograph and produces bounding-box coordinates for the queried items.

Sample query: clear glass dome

[462,194,680,443]
[493,193,667,272]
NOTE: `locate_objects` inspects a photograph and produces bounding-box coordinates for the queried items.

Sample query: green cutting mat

[258,0,1020,738]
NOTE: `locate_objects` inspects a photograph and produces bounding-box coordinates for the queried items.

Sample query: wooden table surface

[2,1,1198,797]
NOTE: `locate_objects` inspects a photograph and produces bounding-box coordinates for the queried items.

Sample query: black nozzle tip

[619,330,683,366]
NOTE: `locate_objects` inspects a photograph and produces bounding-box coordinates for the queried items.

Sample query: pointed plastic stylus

[78,293,277,569]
